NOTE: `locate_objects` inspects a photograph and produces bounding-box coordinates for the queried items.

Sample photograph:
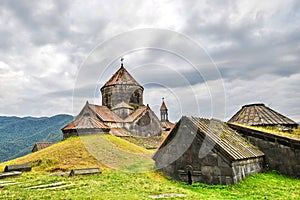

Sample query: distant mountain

[0,114,73,163]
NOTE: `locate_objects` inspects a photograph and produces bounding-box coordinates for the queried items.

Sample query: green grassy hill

[0,135,299,199]
[0,134,154,172]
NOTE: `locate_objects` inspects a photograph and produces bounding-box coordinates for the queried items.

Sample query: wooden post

[69,168,101,177]
[4,163,32,172]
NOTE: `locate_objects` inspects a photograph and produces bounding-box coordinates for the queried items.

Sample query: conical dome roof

[228,103,298,127]
[101,65,142,89]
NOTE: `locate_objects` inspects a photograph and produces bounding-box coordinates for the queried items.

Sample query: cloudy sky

[0,0,299,122]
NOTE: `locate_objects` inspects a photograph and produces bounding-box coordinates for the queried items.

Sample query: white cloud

[0,0,299,123]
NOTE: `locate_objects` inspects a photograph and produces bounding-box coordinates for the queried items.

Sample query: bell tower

[160,97,168,122]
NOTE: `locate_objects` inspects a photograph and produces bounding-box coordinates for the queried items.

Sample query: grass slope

[0,135,299,199]
[0,170,299,199]
[0,136,102,172]
[0,134,154,172]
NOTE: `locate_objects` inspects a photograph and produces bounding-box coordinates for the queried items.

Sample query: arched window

[130,89,141,104]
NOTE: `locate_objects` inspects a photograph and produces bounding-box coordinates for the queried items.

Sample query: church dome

[100,62,144,109]
[101,65,142,88]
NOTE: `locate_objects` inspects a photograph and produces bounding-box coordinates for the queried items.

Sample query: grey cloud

[2,0,72,45]
[46,84,101,99]
[181,6,300,80]
[0,0,299,123]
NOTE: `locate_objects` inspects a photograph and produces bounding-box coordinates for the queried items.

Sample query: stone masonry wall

[228,123,300,178]
[125,109,162,137]
[154,118,264,185]
[232,158,264,183]
[101,85,143,109]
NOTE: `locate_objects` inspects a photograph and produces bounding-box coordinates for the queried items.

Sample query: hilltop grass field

[0,135,299,199]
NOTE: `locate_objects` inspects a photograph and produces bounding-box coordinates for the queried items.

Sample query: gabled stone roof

[62,102,118,131]
[62,102,152,131]
[89,104,124,123]
[32,142,55,152]
[228,103,298,127]
[61,116,109,131]
[74,116,109,129]
[154,116,264,161]
[123,105,148,123]
[101,66,142,89]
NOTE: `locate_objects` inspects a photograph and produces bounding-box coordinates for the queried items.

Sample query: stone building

[228,103,300,178]
[227,123,300,178]
[100,62,143,112]
[62,63,162,138]
[159,98,175,134]
[228,103,298,129]
[61,61,299,185]
[160,98,168,122]
[153,116,264,185]
[32,142,55,153]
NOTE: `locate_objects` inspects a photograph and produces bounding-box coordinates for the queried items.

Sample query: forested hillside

[0,114,73,162]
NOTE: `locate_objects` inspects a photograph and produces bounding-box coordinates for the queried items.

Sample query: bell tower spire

[160,97,168,122]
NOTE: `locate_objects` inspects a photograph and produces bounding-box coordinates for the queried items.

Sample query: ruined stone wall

[228,123,300,178]
[101,85,143,109]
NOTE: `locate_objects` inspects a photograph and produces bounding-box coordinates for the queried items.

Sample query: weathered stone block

[220,167,232,176]
[217,157,229,167]
[201,155,218,166]
[225,176,233,185]
[295,149,300,157]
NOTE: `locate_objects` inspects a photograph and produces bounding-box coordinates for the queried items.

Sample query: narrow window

[187,171,192,185]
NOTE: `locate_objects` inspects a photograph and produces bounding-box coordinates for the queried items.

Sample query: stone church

[62,60,299,185]
[153,116,265,185]
[62,62,164,138]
